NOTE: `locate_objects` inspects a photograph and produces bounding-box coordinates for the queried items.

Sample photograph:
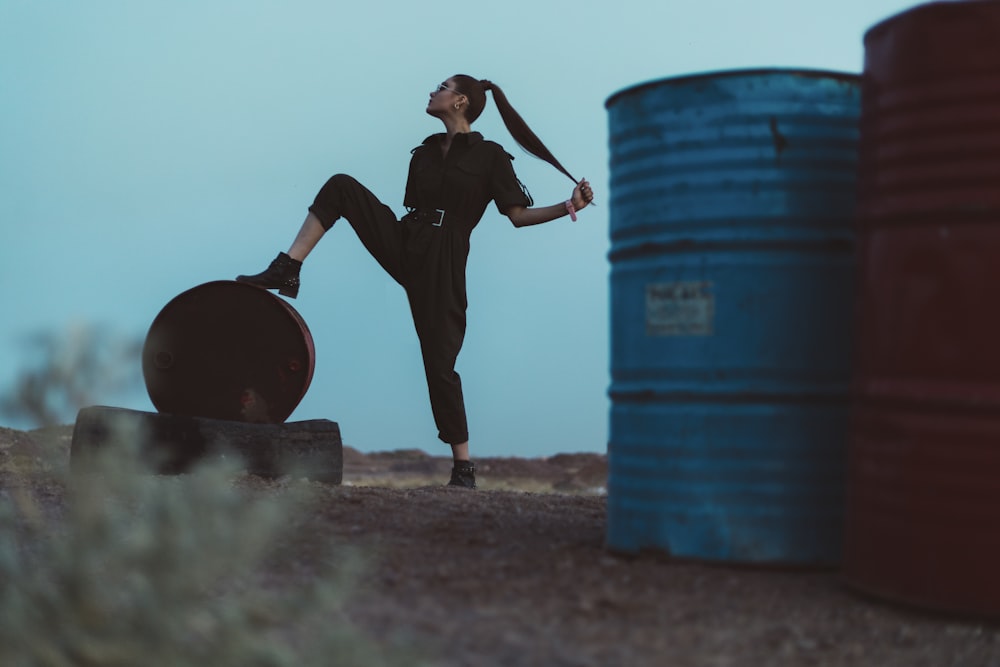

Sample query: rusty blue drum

[606,69,861,564]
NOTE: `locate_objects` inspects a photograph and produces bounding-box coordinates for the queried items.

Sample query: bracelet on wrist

[564,199,578,222]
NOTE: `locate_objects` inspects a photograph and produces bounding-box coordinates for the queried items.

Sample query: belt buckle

[433,209,445,227]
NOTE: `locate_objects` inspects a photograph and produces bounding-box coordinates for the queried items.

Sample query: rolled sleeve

[491,149,532,213]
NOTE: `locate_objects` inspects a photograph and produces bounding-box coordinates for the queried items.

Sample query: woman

[236,75,594,489]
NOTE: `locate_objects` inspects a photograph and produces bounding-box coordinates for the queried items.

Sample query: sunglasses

[435,83,463,95]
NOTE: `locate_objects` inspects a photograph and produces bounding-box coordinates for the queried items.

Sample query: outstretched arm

[506,179,594,228]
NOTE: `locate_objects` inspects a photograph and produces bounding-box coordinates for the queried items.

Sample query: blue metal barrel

[605,69,861,564]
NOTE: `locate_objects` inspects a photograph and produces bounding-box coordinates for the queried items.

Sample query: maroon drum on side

[142,281,315,424]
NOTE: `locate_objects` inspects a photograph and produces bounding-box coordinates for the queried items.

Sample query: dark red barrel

[846,0,1000,617]
[142,281,315,424]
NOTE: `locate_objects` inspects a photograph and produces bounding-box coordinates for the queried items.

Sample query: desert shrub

[0,323,143,429]
[0,427,421,667]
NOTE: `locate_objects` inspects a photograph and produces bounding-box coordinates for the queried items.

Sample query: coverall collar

[422,131,484,148]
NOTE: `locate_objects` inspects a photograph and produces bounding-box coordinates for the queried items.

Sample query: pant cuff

[438,431,469,446]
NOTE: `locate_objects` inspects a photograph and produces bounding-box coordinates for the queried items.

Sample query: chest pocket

[457,153,488,175]
[452,153,490,198]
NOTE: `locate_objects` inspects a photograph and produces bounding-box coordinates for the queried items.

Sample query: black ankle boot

[448,461,476,489]
[236,252,302,298]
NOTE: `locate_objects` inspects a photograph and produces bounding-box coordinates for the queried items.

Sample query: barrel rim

[605,67,861,110]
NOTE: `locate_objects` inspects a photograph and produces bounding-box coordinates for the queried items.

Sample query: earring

[454,103,461,110]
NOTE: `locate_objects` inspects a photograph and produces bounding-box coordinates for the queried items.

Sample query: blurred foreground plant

[0,323,143,428]
[0,422,420,667]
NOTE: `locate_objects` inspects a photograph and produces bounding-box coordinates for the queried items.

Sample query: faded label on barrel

[646,282,714,336]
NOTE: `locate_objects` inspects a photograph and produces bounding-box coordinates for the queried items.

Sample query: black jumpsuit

[306,131,532,445]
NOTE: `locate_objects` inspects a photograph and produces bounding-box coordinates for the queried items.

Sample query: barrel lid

[863,0,1000,83]
[605,68,861,110]
[142,281,315,424]
[864,0,1000,44]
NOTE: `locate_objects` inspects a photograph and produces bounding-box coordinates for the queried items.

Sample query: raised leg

[287,212,327,262]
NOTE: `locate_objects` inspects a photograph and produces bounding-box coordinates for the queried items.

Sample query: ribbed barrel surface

[846,0,1000,617]
[606,69,861,564]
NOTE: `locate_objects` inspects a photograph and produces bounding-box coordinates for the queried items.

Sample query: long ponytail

[452,75,578,185]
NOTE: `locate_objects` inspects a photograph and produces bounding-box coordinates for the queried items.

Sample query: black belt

[404,208,446,227]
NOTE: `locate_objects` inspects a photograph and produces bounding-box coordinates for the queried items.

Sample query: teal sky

[1,0,915,456]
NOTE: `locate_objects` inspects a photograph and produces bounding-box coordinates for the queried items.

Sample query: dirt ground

[3,424,1000,667]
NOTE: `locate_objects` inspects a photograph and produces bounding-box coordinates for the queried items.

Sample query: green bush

[0,324,143,429]
[0,430,421,667]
